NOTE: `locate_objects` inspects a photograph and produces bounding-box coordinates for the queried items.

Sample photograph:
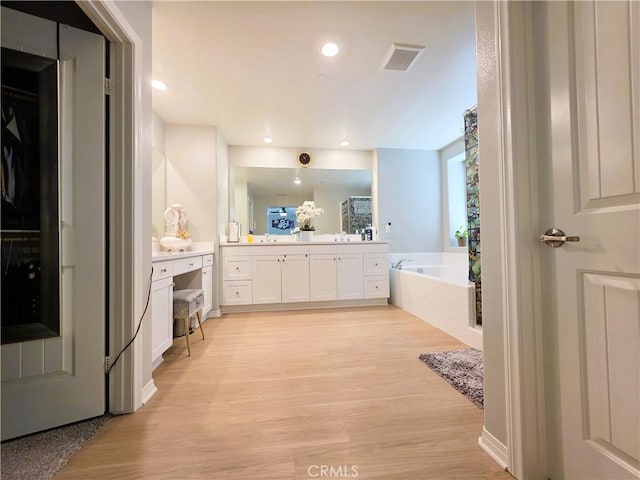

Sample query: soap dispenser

[365,225,373,241]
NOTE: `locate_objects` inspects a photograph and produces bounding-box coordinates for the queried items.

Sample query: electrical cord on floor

[106,266,153,376]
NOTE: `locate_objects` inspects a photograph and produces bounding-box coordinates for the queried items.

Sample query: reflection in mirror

[267,206,296,235]
[151,148,166,239]
[232,166,372,234]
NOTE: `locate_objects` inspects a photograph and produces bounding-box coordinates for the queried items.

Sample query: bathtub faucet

[391,258,411,270]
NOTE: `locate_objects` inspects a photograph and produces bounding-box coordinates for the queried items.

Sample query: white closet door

[1,10,106,440]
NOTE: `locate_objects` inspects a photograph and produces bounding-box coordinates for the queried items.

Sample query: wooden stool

[172,289,205,356]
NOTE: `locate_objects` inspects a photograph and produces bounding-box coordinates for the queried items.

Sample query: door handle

[539,228,580,248]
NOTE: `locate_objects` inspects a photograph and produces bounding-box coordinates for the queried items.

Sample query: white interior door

[1,10,106,440]
[537,1,639,478]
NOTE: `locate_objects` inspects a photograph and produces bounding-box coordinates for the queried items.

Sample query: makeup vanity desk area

[151,249,214,369]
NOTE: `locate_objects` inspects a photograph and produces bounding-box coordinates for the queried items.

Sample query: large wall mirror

[231,166,372,235]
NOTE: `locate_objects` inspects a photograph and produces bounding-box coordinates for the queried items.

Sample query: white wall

[476,0,507,448]
[376,148,442,253]
[165,125,218,241]
[229,146,372,170]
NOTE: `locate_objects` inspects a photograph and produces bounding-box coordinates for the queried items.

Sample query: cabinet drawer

[223,256,252,280]
[202,254,214,267]
[364,275,389,299]
[173,256,203,276]
[364,254,388,276]
[152,261,173,281]
[222,281,253,305]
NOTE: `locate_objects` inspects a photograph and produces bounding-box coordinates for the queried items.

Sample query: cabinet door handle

[161,268,167,273]
[189,263,194,267]
[235,291,239,295]
[235,266,240,271]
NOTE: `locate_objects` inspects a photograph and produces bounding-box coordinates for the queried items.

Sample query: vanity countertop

[152,249,214,262]
[219,240,388,247]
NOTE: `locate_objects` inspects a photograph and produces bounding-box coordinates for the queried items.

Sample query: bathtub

[389,253,482,350]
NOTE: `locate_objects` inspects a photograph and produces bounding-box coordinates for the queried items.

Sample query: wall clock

[298,152,311,167]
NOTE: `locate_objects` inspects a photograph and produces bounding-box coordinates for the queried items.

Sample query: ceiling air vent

[380,43,425,71]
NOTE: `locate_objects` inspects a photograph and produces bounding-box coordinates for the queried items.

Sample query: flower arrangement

[176,230,191,240]
[296,201,324,231]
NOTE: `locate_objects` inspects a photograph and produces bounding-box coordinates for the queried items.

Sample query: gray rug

[1,415,110,479]
[419,348,484,409]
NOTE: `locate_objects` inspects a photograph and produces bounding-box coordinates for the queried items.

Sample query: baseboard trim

[207,308,222,318]
[221,298,388,314]
[141,379,158,405]
[478,426,509,471]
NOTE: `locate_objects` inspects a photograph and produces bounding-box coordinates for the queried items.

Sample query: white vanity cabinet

[151,261,174,368]
[308,253,363,301]
[281,254,310,303]
[220,241,388,311]
[252,249,310,304]
[309,254,338,301]
[222,255,252,305]
[336,253,364,300]
[151,250,215,369]
[363,253,389,299]
[253,255,283,304]
[308,247,364,301]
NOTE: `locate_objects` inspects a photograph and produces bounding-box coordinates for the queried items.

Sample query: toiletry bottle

[247,230,254,243]
[365,225,373,241]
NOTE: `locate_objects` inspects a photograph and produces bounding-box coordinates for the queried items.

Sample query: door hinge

[104,77,112,96]
[104,356,112,374]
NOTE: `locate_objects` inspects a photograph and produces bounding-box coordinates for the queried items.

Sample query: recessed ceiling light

[340,140,350,147]
[321,43,339,57]
[263,137,273,144]
[151,79,167,91]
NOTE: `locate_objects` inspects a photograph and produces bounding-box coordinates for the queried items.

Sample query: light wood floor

[57,306,512,480]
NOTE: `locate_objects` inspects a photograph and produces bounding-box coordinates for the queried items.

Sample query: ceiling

[151,1,477,152]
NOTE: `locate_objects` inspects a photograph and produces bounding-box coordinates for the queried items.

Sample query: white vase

[160,236,192,251]
[299,230,314,242]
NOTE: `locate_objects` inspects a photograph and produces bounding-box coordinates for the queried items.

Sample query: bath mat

[1,414,110,479]
[419,348,484,408]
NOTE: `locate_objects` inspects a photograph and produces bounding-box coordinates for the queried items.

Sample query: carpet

[1,415,110,480]
[419,348,484,409]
